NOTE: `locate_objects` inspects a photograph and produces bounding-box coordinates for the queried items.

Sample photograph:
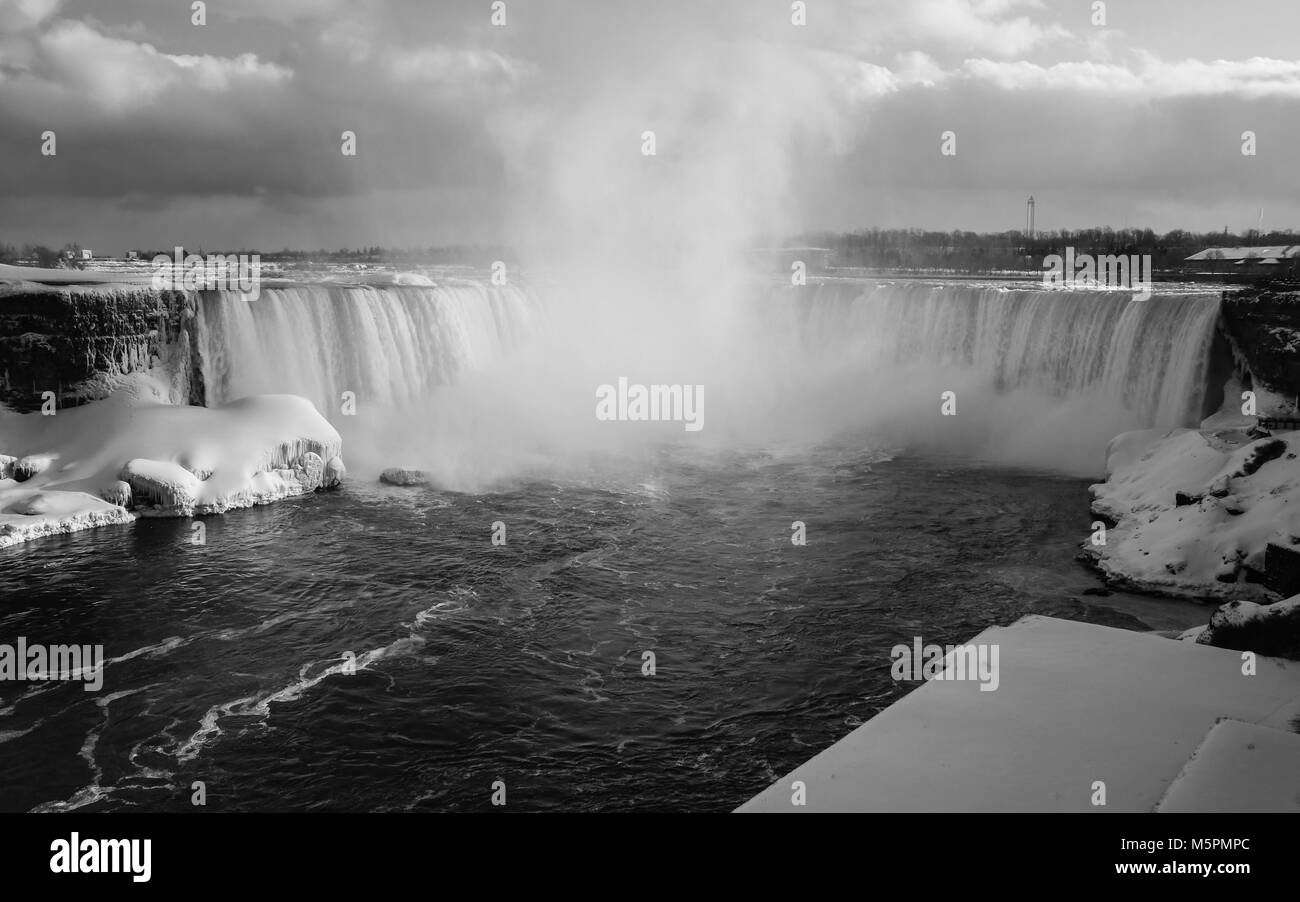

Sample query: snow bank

[0,489,135,548]
[0,392,343,546]
[1086,425,1300,599]
[121,458,202,509]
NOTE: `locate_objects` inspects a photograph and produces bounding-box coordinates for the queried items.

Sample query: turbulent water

[0,277,1224,812]
[0,443,1205,813]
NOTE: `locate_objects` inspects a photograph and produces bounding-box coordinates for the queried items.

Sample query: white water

[195,283,540,411]
[189,279,1224,480]
[761,281,1225,474]
[795,282,1222,429]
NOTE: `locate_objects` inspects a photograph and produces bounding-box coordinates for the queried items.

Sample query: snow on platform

[737,615,1300,812]
[1156,719,1300,813]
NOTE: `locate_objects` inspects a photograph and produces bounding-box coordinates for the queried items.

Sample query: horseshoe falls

[187,279,1226,480]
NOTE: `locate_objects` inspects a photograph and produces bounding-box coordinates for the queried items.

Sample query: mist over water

[195,277,1222,484]
[789,281,1224,475]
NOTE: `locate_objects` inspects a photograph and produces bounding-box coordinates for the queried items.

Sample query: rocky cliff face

[1221,285,1300,410]
[0,285,202,412]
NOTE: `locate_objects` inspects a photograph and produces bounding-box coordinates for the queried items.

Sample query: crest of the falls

[791,281,1223,431]
[194,282,541,411]
[186,277,1225,480]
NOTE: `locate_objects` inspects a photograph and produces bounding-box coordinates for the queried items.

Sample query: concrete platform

[1156,718,1300,812]
[738,615,1300,812]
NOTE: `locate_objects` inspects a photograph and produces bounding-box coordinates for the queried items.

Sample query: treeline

[258,245,518,266]
[0,242,87,269]
[11,230,1299,274]
[795,228,1300,272]
[0,244,519,266]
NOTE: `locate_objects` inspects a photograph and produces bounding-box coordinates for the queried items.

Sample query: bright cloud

[962,54,1300,98]
[0,0,63,32]
[30,19,290,110]
[2,0,1300,248]
[852,0,1072,58]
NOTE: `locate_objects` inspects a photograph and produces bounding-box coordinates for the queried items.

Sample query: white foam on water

[30,685,158,812]
[175,636,427,764]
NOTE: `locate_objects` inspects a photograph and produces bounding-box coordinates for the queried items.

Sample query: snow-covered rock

[14,454,54,482]
[1194,595,1300,660]
[1222,288,1300,405]
[0,454,15,480]
[1086,428,1300,599]
[0,392,345,545]
[100,480,132,508]
[324,456,346,488]
[0,489,135,548]
[1103,429,1169,479]
[380,467,429,486]
[295,452,324,492]
[121,459,202,511]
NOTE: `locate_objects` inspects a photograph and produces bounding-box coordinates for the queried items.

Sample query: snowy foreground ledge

[0,392,343,549]
[1086,420,1300,600]
[739,616,1300,812]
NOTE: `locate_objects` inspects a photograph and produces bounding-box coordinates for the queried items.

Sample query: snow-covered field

[1,378,343,548]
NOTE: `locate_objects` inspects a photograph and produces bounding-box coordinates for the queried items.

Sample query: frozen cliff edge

[0,391,343,548]
[0,275,200,411]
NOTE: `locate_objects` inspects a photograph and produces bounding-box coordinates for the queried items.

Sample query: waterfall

[193,279,1220,436]
[186,276,1223,478]
[193,282,542,412]
[793,281,1223,431]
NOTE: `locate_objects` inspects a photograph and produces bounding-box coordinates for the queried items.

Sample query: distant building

[81,249,93,261]
[1184,245,1300,274]
[126,250,139,260]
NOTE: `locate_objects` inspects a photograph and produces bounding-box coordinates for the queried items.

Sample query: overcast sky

[2,0,1299,254]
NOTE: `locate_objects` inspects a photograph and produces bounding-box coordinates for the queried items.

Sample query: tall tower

[1026,196,1036,240]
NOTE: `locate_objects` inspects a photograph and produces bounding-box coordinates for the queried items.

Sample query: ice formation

[379,467,430,486]
[1,392,343,547]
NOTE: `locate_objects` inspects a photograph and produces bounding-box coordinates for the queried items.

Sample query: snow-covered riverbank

[1,382,343,548]
[1086,411,1298,601]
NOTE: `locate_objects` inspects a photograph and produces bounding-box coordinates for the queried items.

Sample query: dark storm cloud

[2,0,1300,249]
